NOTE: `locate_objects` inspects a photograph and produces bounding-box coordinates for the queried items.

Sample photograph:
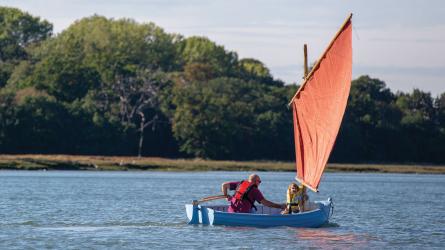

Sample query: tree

[0,7,52,87]
[10,94,68,153]
[333,75,401,162]
[0,90,16,150]
[433,93,445,162]
[435,93,445,131]
[238,58,282,86]
[12,15,180,99]
[396,89,435,129]
[183,63,216,82]
[5,15,184,156]
[178,36,238,78]
[96,69,165,157]
[0,7,52,61]
[172,77,292,159]
[239,58,271,78]
[395,89,437,162]
[347,75,399,128]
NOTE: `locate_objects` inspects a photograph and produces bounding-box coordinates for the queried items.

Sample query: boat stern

[185,203,199,224]
[185,203,214,225]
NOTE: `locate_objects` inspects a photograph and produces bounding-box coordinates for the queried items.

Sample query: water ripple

[0,171,444,249]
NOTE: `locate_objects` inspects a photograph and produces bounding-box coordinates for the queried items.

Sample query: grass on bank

[0,154,444,174]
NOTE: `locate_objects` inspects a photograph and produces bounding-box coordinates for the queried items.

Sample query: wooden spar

[295,177,319,193]
[192,194,227,205]
[303,44,308,79]
[288,13,353,107]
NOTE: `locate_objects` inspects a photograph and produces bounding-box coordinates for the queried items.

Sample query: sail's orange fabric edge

[292,20,352,191]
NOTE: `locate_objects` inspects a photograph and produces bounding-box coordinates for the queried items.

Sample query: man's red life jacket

[234,180,257,210]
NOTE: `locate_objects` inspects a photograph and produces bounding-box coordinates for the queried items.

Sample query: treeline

[1,7,444,163]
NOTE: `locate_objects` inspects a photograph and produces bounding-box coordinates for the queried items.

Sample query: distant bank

[0,155,444,174]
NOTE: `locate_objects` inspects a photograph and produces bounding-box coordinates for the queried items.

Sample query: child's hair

[287,182,299,192]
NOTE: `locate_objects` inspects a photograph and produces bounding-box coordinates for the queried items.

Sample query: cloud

[2,0,444,95]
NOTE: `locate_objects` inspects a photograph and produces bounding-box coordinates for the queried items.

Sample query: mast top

[288,13,353,107]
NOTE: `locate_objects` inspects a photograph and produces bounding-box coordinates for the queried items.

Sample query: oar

[192,195,228,205]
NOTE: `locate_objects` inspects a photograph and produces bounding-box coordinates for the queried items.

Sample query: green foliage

[0,90,16,148]
[0,61,15,88]
[333,77,445,163]
[237,58,284,87]
[183,63,216,82]
[393,89,439,162]
[0,7,52,60]
[436,93,445,129]
[396,89,435,129]
[12,15,180,100]
[10,94,67,152]
[334,76,402,162]
[0,7,444,163]
[347,75,400,128]
[178,36,238,78]
[172,77,292,159]
[239,58,271,79]
[0,7,52,87]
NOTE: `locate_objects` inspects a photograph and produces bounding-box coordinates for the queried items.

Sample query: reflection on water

[293,228,376,249]
[321,222,340,228]
[0,171,444,249]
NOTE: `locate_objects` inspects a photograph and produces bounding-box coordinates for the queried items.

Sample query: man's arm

[221,182,231,197]
[260,198,286,209]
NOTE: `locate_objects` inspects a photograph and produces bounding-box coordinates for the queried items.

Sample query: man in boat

[221,174,285,213]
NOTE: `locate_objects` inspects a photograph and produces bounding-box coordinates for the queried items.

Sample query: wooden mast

[288,13,353,106]
[295,44,320,193]
[303,44,308,79]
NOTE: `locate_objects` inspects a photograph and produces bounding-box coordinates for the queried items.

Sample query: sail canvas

[291,18,352,192]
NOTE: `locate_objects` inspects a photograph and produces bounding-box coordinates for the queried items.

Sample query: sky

[2,0,444,95]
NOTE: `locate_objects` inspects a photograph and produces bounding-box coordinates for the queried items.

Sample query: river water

[0,171,444,249]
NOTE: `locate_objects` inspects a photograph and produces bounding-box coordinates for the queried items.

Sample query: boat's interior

[206,201,319,215]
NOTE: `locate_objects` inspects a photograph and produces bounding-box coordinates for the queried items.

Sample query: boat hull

[185,198,333,228]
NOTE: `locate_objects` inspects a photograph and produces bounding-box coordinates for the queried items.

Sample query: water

[0,171,444,249]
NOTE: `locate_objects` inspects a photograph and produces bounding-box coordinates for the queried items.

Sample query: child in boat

[282,182,305,214]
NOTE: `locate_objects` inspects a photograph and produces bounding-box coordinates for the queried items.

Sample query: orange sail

[290,15,352,192]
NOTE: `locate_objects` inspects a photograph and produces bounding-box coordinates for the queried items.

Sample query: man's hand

[221,182,231,200]
[260,199,285,209]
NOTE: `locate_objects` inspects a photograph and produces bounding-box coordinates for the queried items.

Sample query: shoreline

[1,154,444,174]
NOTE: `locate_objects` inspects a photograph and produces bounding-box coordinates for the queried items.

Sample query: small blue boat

[185,198,333,228]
